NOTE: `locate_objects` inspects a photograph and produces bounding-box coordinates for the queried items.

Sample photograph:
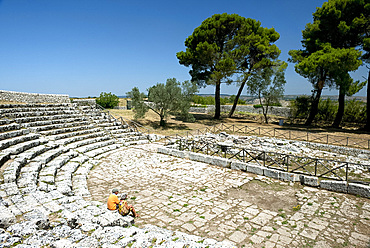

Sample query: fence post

[345,163,349,182]
[314,159,317,176]
[289,130,291,140]
[346,137,349,146]
[307,132,309,142]
[327,134,329,145]
[263,151,266,167]
[286,155,289,172]
[274,128,275,138]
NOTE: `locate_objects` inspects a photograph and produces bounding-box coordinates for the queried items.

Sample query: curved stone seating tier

[27,120,91,133]
[39,124,96,137]
[1,103,205,247]
[48,127,102,141]
[2,110,79,119]
[0,122,21,133]
[14,113,86,124]
[64,132,109,149]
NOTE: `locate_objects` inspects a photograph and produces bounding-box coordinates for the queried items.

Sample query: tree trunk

[305,78,324,126]
[332,85,345,128]
[228,78,247,118]
[305,88,322,126]
[160,117,166,127]
[365,68,370,131]
[214,82,221,119]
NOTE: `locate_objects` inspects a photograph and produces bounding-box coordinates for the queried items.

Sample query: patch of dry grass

[106,109,370,140]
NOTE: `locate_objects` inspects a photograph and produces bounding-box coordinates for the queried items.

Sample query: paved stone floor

[87,144,370,248]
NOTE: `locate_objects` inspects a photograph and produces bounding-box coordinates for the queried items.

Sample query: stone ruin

[0,90,232,247]
[0,90,369,247]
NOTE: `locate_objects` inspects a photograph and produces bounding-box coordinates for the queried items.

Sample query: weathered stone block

[157,147,169,155]
[320,180,348,193]
[348,183,370,198]
[263,168,280,179]
[211,157,230,168]
[0,205,16,228]
[299,175,319,187]
[279,171,300,182]
[246,164,264,175]
[231,161,247,171]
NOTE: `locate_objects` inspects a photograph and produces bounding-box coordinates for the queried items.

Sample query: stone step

[20,116,87,128]
[38,151,79,192]
[0,123,21,133]
[28,120,91,132]
[85,143,121,158]
[66,135,110,150]
[0,128,29,141]
[0,106,75,115]
[0,152,11,168]
[72,161,96,197]
[0,133,40,150]
[54,130,105,146]
[47,127,102,141]
[33,146,70,164]
[113,131,142,137]
[3,110,79,119]
[123,139,150,146]
[0,119,11,125]
[16,143,59,162]
[3,158,27,183]
[75,139,116,154]
[39,124,95,136]
[55,155,89,196]
[14,113,85,124]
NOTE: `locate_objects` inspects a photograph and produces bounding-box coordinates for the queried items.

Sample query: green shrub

[343,99,366,124]
[253,104,262,108]
[316,98,337,122]
[289,95,311,120]
[96,92,119,109]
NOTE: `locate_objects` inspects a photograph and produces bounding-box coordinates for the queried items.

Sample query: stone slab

[299,175,319,187]
[231,161,247,171]
[263,168,280,179]
[348,183,370,198]
[320,180,348,194]
[246,164,264,175]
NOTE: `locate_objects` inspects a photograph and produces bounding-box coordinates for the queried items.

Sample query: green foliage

[253,104,262,109]
[177,13,281,119]
[126,87,148,120]
[95,92,119,109]
[316,99,338,122]
[247,63,287,123]
[192,95,246,106]
[290,95,311,120]
[343,100,366,124]
[192,95,215,105]
[127,78,198,126]
[290,97,366,125]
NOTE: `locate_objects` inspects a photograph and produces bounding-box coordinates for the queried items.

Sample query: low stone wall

[71,98,96,106]
[158,146,370,199]
[189,105,291,117]
[0,90,70,104]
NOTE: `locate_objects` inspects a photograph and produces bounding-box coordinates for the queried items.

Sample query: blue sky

[0,0,367,97]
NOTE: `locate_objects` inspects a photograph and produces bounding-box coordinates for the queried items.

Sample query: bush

[253,104,262,108]
[343,99,366,124]
[95,92,119,109]
[316,98,337,122]
[289,95,311,120]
